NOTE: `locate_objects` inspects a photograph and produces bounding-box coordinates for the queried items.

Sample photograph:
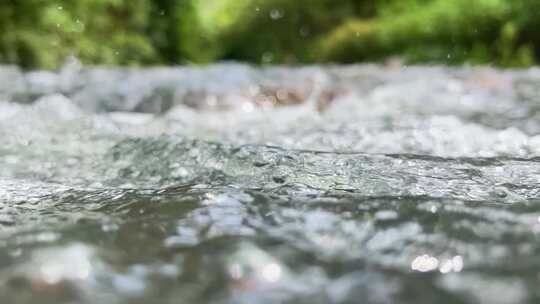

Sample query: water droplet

[270,9,283,20]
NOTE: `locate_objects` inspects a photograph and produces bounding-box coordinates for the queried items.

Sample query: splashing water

[2,63,540,303]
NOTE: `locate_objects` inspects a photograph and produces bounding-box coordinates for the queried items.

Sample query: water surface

[2,63,540,303]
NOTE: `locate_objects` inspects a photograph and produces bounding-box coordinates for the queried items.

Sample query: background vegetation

[1,0,539,69]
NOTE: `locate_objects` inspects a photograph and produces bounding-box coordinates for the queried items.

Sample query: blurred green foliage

[1,0,539,68]
[318,0,537,67]
[0,0,156,69]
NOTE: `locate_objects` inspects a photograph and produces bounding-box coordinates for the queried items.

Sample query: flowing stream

[2,63,540,303]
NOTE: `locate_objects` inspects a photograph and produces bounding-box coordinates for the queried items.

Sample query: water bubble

[261,263,282,283]
[228,263,244,280]
[411,254,439,272]
[164,235,198,248]
[270,9,283,20]
[29,244,96,285]
[226,243,287,289]
[374,210,398,221]
[101,222,119,232]
[439,256,464,274]
[113,275,146,296]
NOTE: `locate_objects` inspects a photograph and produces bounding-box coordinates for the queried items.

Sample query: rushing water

[2,62,540,303]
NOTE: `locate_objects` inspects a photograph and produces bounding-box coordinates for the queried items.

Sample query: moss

[221,0,359,64]
[0,0,156,69]
[316,0,536,67]
[1,0,540,68]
